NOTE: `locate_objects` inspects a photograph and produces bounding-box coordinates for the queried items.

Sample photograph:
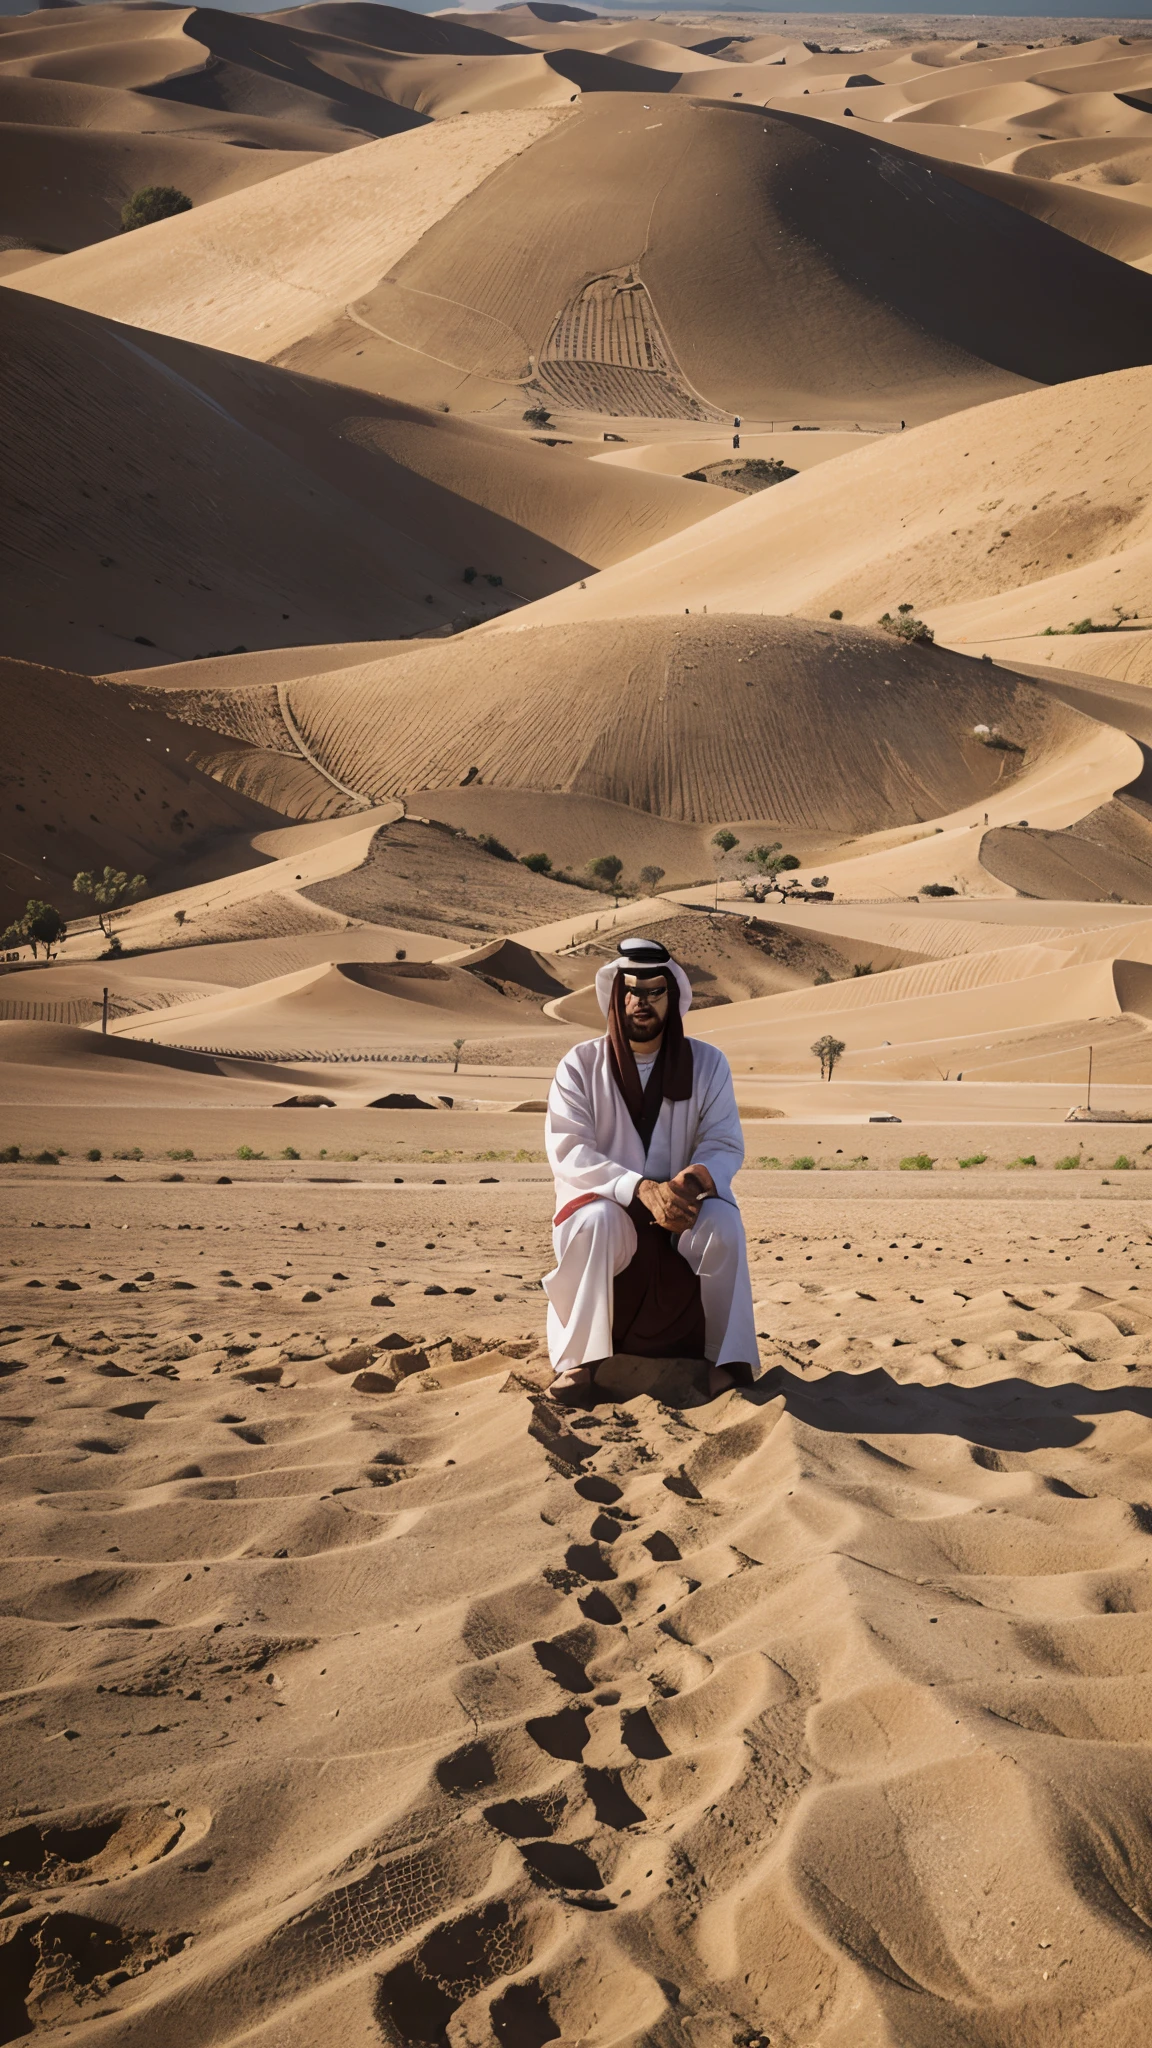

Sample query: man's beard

[627,1013,664,1044]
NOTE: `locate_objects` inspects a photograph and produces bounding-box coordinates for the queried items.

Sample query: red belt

[553,1192,605,1227]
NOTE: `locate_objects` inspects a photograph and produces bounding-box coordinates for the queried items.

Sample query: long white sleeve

[687,1048,744,1202]
[546,1050,643,1208]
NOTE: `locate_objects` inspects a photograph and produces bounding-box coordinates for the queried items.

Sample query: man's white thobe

[543,1035,761,1375]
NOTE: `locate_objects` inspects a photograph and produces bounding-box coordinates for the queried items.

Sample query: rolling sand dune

[213,617,1093,834]
[503,363,1152,647]
[276,97,1152,426]
[21,92,1152,431]
[1,286,716,674]
[108,954,581,1053]
[0,656,287,929]
[7,108,569,356]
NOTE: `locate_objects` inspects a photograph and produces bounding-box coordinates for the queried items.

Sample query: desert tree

[812,1033,846,1081]
[639,864,665,894]
[73,867,146,950]
[711,829,739,906]
[1,899,67,960]
[588,854,624,904]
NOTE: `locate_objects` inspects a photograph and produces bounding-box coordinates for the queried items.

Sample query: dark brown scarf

[607,968,694,1150]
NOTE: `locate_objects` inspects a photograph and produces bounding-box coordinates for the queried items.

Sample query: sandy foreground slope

[7,1152,1152,2044]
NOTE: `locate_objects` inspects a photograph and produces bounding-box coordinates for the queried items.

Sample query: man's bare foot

[708,1363,736,1397]
[551,1364,595,1407]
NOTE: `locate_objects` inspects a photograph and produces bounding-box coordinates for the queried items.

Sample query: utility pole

[1087,1042,1093,1111]
[101,986,109,1035]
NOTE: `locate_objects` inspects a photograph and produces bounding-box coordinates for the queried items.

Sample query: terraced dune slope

[277,96,1152,426]
[1,286,717,674]
[504,362,1152,648]
[18,92,1152,428]
[242,617,1092,833]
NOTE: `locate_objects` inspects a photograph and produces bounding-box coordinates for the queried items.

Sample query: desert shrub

[523,405,551,426]
[167,1148,194,1161]
[958,1153,987,1168]
[879,603,934,644]
[588,854,624,891]
[829,609,843,620]
[1054,1155,1080,1170]
[789,1156,816,1170]
[920,883,956,897]
[639,864,665,893]
[113,1147,143,1161]
[813,966,833,985]
[281,1146,301,1160]
[0,1144,19,1163]
[851,962,873,977]
[34,1150,60,1165]
[236,1144,264,1160]
[754,1156,782,1168]
[86,1148,102,1162]
[477,832,515,862]
[521,852,552,873]
[972,725,1024,754]
[712,830,739,856]
[484,573,503,588]
[1008,1154,1037,1168]
[462,567,478,584]
[900,1153,935,1171]
[1043,608,1135,636]
[121,185,192,233]
[1113,1155,1134,1170]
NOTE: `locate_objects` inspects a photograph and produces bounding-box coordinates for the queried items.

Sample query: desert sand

[7,2,1152,2040]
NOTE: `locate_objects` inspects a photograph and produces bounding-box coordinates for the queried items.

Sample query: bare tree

[812,1033,846,1081]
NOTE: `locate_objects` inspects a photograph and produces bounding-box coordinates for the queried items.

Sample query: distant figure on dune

[543,937,761,1404]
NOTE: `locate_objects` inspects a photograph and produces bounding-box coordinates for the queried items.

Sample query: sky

[3,0,1150,27]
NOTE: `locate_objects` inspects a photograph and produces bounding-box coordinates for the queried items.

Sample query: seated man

[543,936,761,1403]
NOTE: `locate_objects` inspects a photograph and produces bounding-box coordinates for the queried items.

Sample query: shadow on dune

[755,1362,1152,1451]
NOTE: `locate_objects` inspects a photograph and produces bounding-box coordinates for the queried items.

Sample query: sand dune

[180,617,1094,838]
[503,362,1152,649]
[0,656,288,930]
[22,92,1152,432]
[0,122,324,258]
[7,108,568,357]
[1,286,717,674]
[274,97,1152,427]
[107,952,579,1053]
